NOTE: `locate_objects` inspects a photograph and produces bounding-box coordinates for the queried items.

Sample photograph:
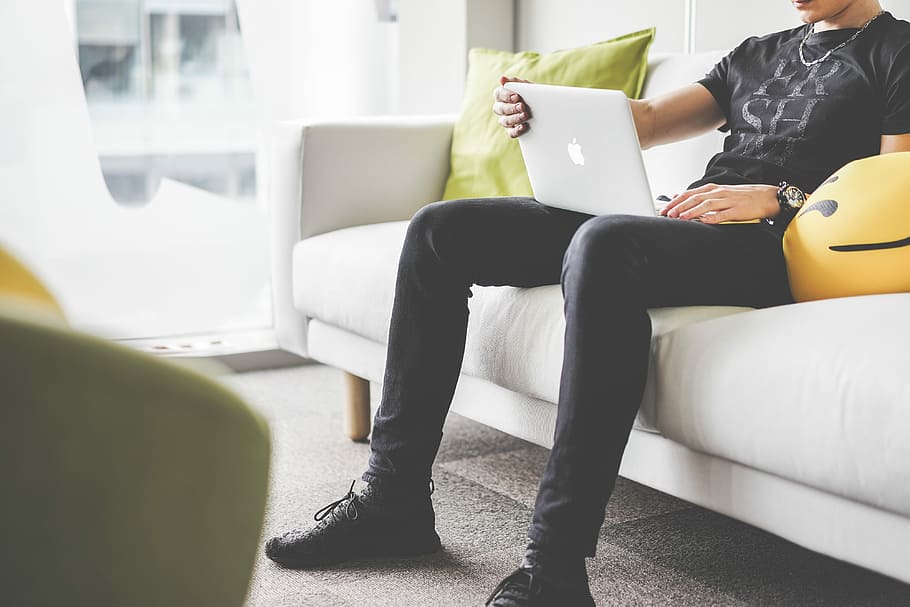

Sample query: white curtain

[0,0,270,338]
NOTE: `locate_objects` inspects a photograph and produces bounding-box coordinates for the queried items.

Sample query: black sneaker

[264,480,441,568]
[486,564,595,607]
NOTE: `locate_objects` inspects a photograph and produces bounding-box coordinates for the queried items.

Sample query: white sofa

[269,52,910,584]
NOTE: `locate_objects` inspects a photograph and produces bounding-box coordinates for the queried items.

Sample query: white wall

[694,0,796,50]
[238,0,397,122]
[516,0,685,54]
[237,0,514,118]
[517,0,910,54]
[696,0,910,50]
[882,0,910,18]
[396,0,513,114]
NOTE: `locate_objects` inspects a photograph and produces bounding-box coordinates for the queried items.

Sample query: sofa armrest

[273,114,456,240]
[270,115,456,355]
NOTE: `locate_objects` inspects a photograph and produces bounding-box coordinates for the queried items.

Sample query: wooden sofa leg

[343,372,371,442]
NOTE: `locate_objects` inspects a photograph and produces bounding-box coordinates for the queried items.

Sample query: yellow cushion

[0,246,65,320]
[442,28,656,200]
[783,152,910,302]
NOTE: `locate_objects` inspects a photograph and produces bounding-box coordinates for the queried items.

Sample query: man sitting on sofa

[266,0,910,604]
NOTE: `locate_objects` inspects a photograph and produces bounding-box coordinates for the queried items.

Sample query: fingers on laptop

[494,76,533,138]
[659,185,712,216]
[498,107,528,127]
[501,110,530,137]
[508,123,527,138]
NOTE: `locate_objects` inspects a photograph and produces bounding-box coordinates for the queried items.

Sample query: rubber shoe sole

[266,528,442,569]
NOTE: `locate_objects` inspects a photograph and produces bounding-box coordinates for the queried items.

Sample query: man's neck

[815,1,883,32]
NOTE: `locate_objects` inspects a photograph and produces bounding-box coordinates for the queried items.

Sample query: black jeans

[362,197,793,557]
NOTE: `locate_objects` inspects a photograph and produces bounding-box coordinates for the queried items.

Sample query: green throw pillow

[442,28,656,200]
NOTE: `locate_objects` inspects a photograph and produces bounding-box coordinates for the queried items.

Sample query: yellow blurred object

[0,246,66,320]
[783,152,910,302]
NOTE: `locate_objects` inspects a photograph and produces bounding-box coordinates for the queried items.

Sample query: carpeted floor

[227,364,910,607]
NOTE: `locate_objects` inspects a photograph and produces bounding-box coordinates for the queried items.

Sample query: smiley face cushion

[783,152,910,302]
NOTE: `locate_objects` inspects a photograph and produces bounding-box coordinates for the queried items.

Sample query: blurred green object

[0,303,271,606]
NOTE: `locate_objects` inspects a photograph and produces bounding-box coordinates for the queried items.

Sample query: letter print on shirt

[739,58,841,166]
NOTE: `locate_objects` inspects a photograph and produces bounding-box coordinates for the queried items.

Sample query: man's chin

[794,10,819,24]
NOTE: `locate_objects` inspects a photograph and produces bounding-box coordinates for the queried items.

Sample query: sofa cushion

[295,222,406,346]
[294,221,751,430]
[655,293,910,517]
[460,284,750,430]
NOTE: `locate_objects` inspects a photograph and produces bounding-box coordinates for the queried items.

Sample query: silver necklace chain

[798,10,885,67]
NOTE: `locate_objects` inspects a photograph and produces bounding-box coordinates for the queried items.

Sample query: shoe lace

[485,567,541,606]
[313,480,359,525]
[312,478,436,527]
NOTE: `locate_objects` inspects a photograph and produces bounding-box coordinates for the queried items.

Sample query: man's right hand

[493,76,533,138]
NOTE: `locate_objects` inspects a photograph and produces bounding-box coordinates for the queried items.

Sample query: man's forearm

[631,84,726,150]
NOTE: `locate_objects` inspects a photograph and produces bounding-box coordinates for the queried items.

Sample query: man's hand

[659,183,781,223]
[493,76,533,138]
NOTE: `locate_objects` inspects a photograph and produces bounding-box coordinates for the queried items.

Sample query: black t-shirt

[693,11,910,196]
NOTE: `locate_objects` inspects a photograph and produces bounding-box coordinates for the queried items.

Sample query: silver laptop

[507,82,658,216]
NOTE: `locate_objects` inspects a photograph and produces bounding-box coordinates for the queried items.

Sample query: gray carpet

[227,364,910,607]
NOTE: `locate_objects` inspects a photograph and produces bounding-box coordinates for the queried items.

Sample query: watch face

[784,186,806,209]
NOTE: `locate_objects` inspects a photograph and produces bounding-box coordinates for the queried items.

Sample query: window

[0,1,271,343]
[76,0,257,207]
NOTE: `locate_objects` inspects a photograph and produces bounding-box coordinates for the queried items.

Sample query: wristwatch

[777,181,807,212]
[767,181,807,226]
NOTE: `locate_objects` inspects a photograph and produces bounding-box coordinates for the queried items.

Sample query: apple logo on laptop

[567,138,585,166]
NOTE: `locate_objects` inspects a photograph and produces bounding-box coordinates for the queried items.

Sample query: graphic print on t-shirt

[696,13,910,200]
[739,58,841,167]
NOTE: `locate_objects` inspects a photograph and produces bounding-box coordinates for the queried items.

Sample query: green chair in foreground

[0,248,271,606]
